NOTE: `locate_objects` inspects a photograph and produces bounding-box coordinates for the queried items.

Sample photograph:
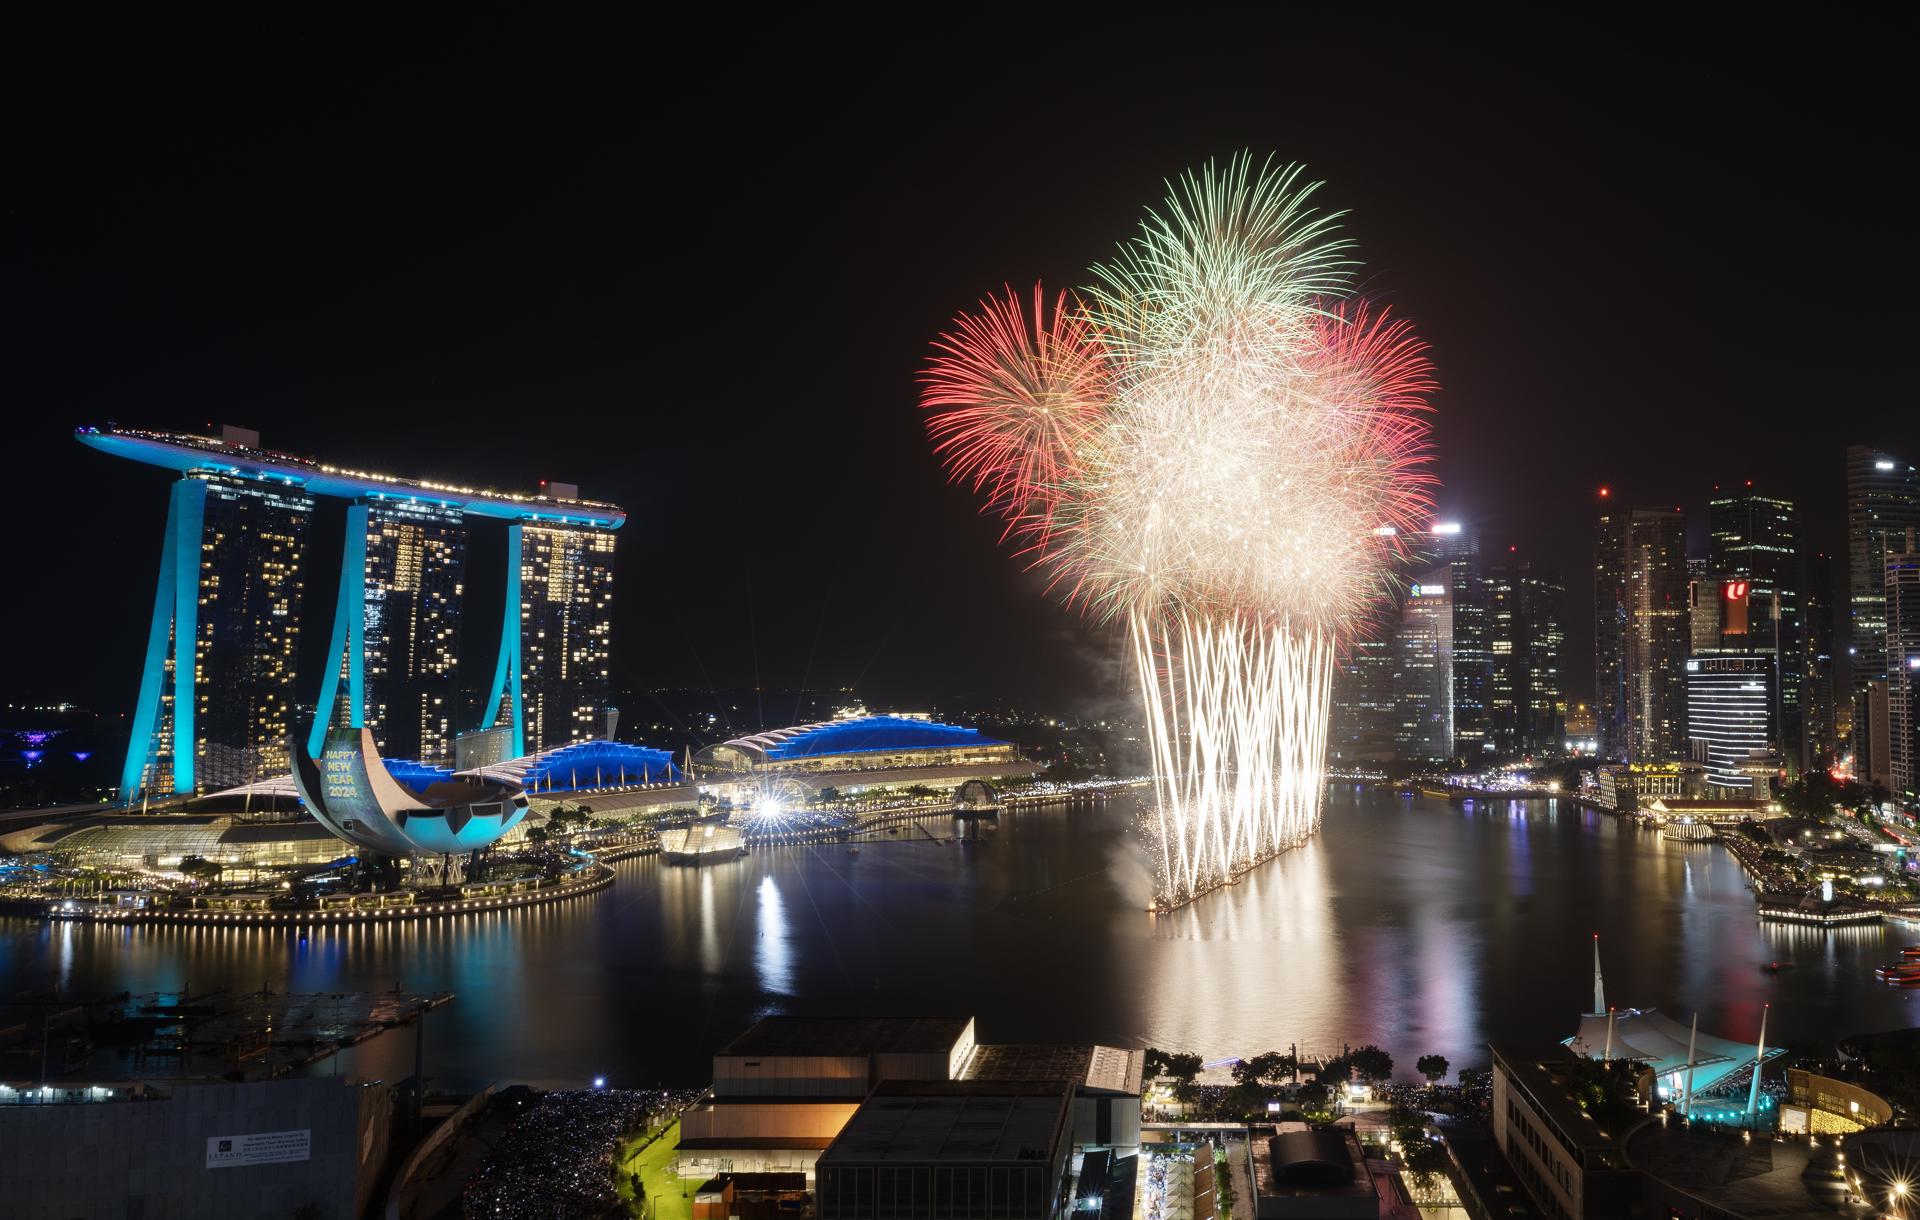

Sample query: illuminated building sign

[318,730,384,827]
[1411,583,1447,597]
[1723,580,1750,635]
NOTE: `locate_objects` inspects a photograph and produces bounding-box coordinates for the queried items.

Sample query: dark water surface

[3,788,1911,1088]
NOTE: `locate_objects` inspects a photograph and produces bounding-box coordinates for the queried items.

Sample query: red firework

[919,284,1111,544]
[1308,299,1439,639]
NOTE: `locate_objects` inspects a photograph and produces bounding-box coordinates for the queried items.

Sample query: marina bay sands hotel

[77,424,623,802]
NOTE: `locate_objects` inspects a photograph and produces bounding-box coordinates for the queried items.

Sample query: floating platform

[659,824,746,864]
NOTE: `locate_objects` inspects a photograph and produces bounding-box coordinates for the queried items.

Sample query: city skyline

[6,15,1910,721]
[6,17,1920,1220]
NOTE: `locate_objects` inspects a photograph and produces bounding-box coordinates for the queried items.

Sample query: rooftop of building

[959,1044,1143,1095]
[719,1016,974,1059]
[702,716,1011,765]
[1490,1043,1639,1163]
[76,424,625,527]
[1248,1125,1374,1201]
[816,1079,1071,1165]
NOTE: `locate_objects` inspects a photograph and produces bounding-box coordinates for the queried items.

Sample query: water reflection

[4,789,1918,1088]
[756,875,793,997]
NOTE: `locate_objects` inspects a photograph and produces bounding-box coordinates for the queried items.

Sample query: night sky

[6,13,1911,725]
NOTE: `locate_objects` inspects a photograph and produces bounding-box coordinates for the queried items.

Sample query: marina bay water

[4,787,1913,1089]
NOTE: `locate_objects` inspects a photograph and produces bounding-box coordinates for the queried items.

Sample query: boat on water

[1901,945,1920,959]
[1877,961,1920,979]
[1888,974,1920,989]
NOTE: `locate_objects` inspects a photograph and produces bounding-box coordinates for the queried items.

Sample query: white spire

[1682,1011,1698,1119]
[1593,933,1606,1015]
[1745,1004,1770,1120]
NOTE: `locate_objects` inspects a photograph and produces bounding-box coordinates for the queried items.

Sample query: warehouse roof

[960,1044,1143,1095]
[817,1080,1071,1165]
[720,1017,974,1059]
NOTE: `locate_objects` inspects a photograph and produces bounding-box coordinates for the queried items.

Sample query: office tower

[1487,553,1565,754]
[1708,488,1802,765]
[1685,655,1775,790]
[1332,608,1401,765]
[1394,570,1454,760]
[1861,681,1894,793]
[120,471,314,798]
[1486,558,1517,752]
[1423,523,1490,758]
[479,521,619,757]
[1803,552,1838,766]
[1521,566,1567,752]
[1597,505,1689,763]
[1593,497,1629,760]
[1888,533,1920,800]
[1848,447,1920,682]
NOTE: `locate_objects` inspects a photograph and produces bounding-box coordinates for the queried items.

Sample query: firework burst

[921,153,1435,908]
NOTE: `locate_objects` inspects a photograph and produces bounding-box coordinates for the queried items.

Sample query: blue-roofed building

[694,715,1039,800]
[520,739,682,793]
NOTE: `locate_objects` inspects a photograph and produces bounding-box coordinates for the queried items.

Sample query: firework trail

[920,153,1435,909]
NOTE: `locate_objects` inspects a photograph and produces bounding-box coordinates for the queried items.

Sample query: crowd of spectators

[464,1088,663,1219]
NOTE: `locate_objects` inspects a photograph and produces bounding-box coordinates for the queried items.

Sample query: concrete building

[958,1044,1143,1157]
[679,1018,979,1180]
[1595,761,1707,814]
[0,1076,388,1220]
[678,1018,1143,1186]
[1490,1044,1641,1219]
[814,1080,1075,1220]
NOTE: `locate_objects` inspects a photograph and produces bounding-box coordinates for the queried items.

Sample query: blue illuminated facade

[82,425,623,803]
[119,473,313,800]
[522,739,682,792]
[699,716,1017,774]
[758,717,1009,760]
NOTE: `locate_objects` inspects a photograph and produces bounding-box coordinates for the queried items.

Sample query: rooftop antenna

[1592,933,1606,1015]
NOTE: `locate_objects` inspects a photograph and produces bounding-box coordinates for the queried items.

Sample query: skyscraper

[1598,508,1689,764]
[478,520,619,757]
[1423,523,1491,759]
[1486,552,1565,754]
[1708,488,1802,765]
[1887,532,1920,801]
[121,470,314,798]
[1847,447,1920,683]
[1332,608,1401,765]
[1802,552,1838,766]
[1593,495,1629,760]
[1393,570,1453,760]
[1685,654,1776,791]
[319,501,470,762]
